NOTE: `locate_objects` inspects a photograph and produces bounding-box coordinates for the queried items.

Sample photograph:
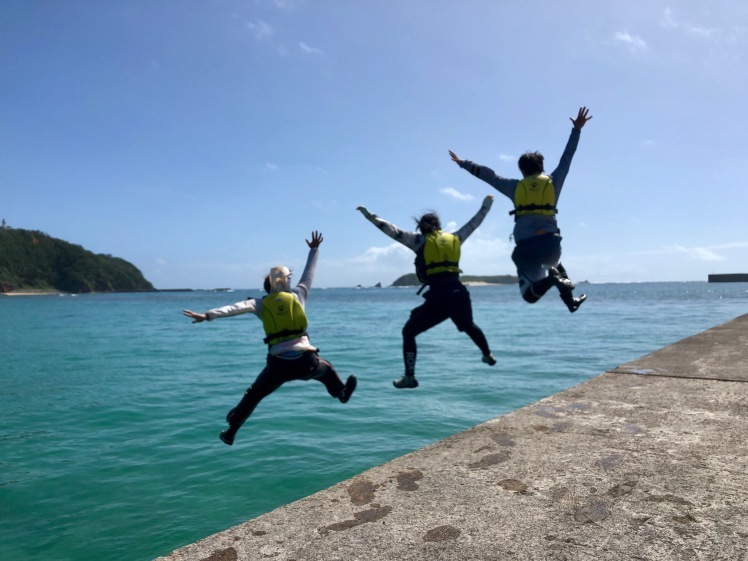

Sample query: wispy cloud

[273,0,301,9]
[625,241,748,261]
[672,245,724,261]
[614,30,647,53]
[248,20,274,41]
[300,42,323,55]
[265,162,279,171]
[662,7,718,38]
[498,153,515,163]
[441,187,474,201]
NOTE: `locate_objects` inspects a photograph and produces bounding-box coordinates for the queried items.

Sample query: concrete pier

[156,314,748,561]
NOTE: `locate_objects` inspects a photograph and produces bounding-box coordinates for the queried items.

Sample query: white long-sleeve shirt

[203,247,319,356]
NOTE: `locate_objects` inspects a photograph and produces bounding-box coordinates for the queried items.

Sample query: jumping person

[183,231,357,445]
[449,106,592,312]
[356,196,497,389]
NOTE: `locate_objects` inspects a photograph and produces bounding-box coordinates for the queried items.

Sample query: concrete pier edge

[156,314,748,561]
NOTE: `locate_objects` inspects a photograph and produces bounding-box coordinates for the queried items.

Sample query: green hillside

[391,273,517,287]
[0,227,154,293]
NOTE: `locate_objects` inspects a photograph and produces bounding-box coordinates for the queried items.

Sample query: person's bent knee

[522,290,540,304]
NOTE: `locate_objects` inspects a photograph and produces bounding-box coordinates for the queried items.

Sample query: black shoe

[482,353,497,366]
[339,375,357,403]
[219,430,235,446]
[568,293,587,313]
[393,375,419,389]
[548,267,575,290]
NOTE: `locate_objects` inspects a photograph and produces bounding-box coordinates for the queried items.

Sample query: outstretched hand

[448,150,462,164]
[570,106,592,129]
[356,206,371,218]
[306,230,323,248]
[183,309,207,323]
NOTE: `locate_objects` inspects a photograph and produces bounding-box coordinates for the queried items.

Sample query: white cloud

[441,187,474,202]
[300,42,323,55]
[248,20,274,41]
[360,243,411,261]
[265,162,279,171]
[711,241,748,250]
[458,237,514,275]
[614,30,647,52]
[621,242,748,262]
[499,154,515,163]
[662,7,718,38]
[672,245,724,261]
[273,0,301,9]
[305,164,329,174]
[323,242,413,285]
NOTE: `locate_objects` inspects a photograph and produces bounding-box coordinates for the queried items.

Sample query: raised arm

[448,150,517,200]
[356,206,423,252]
[294,231,322,303]
[550,106,592,195]
[453,195,494,243]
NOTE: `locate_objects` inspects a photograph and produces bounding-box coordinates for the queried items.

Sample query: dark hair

[415,212,441,234]
[518,151,544,176]
[263,275,271,294]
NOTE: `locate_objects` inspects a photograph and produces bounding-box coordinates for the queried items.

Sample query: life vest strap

[425,260,459,272]
[509,204,558,216]
[263,328,307,345]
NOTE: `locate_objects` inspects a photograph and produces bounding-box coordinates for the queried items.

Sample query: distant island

[391,273,518,287]
[0,226,154,294]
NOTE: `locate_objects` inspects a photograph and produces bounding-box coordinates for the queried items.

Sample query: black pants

[402,282,491,376]
[225,351,344,435]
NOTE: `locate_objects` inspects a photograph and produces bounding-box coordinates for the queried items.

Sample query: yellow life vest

[261,292,307,346]
[510,174,557,219]
[416,231,461,283]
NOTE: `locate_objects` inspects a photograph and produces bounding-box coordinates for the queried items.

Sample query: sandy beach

[1,289,64,296]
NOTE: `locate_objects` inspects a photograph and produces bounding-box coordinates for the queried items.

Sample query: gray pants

[512,233,563,299]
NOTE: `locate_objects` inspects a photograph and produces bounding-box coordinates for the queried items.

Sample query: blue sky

[2,1,747,289]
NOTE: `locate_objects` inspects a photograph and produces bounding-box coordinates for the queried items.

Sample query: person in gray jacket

[183,231,356,446]
[357,196,497,389]
[449,107,592,312]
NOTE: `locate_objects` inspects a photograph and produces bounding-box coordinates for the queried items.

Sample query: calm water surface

[1,282,746,560]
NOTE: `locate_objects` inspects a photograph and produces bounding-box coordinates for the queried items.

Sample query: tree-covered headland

[0,226,154,293]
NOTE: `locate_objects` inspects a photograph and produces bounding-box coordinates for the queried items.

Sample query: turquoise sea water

[1,282,747,561]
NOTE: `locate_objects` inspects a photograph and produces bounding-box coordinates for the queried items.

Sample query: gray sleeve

[458,160,518,201]
[364,213,424,252]
[549,127,581,198]
[453,199,492,243]
[293,247,318,306]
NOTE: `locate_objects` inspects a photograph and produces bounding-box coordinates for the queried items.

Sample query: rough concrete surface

[156,314,748,561]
